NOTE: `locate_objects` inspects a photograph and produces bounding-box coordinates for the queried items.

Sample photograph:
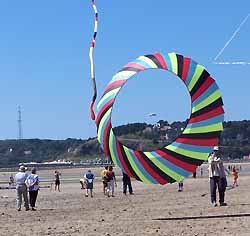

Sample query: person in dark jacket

[122,172,133,195]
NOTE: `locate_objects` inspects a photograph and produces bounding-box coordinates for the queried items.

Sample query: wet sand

[0,167,250,236]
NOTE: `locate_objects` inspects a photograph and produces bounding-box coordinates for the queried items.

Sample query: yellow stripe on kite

[168,53,178,75]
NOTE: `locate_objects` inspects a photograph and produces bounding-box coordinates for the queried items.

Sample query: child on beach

[232,166,239,187]
[178,181,184,192]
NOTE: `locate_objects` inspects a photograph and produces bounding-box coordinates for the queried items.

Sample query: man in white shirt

[208,146,227,207]
[15,165,29,211]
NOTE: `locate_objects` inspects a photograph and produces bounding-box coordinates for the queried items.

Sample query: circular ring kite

[95,52,224,185]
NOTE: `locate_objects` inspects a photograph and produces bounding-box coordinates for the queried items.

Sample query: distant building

[243,155,250,161]
[143,127,153,133]
[24,150,32,155]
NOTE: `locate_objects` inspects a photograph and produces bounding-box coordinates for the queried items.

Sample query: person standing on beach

[15,166,29,211]
[122,172,133,195]
[54,170,61,192]
[9,174,15,186]
[232,166,239,187]
[84,170,95,197]
[178,180,184,192]
[25,168,39,211]
[106,166,117,197]
[101,166,108,195]
[208,146,227,207]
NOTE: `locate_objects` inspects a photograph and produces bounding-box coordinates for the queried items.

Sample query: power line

[17,106,23,140]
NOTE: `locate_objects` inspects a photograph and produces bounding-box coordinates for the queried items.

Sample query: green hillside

[1,120,250,166]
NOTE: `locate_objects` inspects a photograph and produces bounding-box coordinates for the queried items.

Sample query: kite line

[214,12,250,65]
[89,0,98,120]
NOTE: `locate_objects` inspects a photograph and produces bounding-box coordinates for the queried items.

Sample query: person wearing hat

[25,168,39,211]
[208,146,227,207]
[15,166,29,211]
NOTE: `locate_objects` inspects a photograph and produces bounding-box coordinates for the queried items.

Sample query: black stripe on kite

[179,131,222,139]
[118,67,142,73]
[138,151,176,183]
[176,54,184,79]
[160,148,204,166]
[118,142,141,181]
[96,103,113,130]
[144,54,163,69]
[190,69,210,97]
[190,98,224,118]
[103,84,123,95]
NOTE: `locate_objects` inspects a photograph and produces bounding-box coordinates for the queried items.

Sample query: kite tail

[89,0,98,120]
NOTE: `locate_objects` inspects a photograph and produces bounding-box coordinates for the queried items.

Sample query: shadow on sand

[153,213,250,221]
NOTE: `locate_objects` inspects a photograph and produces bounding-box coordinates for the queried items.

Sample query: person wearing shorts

[101,166,108,195]
[54,170,61,192]
[84,170,95,197]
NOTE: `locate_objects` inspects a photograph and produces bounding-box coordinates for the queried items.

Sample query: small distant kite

[214,12,250,65]
[148,113,157,117]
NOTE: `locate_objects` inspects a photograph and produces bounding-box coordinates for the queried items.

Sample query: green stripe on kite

[124,147,151,184]
[188,65,204,91]
[183,122,223,134]
[145,152,184,182]
[108,129,119,167]
[166,146,209,160]
[191,90,222,113]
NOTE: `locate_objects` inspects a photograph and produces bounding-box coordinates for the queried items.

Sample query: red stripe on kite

[189,106,224,124]
[155,150,197,173]
[182,57,191,82]
[104,79,127,93]
[134,150,168,185]
[116,140,133,177]
[175,137,218,146]
[153,52,167,69]
[103,119,111,156]
[124,63,146,70]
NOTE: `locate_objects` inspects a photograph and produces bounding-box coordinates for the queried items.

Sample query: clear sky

[0,0,249,140]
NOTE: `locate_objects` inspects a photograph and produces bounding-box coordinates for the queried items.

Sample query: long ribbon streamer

[89,0,98,120]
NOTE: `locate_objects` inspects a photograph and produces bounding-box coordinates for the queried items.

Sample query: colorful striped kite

[96,52,224,185]
[89,0,98,120]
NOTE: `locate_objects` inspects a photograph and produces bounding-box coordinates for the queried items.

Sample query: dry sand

[0,167,250,236]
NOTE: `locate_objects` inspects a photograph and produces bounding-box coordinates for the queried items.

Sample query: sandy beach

[0,166,250,236]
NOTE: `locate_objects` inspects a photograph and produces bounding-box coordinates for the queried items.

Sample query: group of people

[15,166,39,211]
[79,166,134,198]
[13,146,237,211]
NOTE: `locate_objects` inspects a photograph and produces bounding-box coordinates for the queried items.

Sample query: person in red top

[232,166,239,187]
[106,166,117,197]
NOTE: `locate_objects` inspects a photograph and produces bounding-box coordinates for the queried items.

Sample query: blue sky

[0,0,249,140]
